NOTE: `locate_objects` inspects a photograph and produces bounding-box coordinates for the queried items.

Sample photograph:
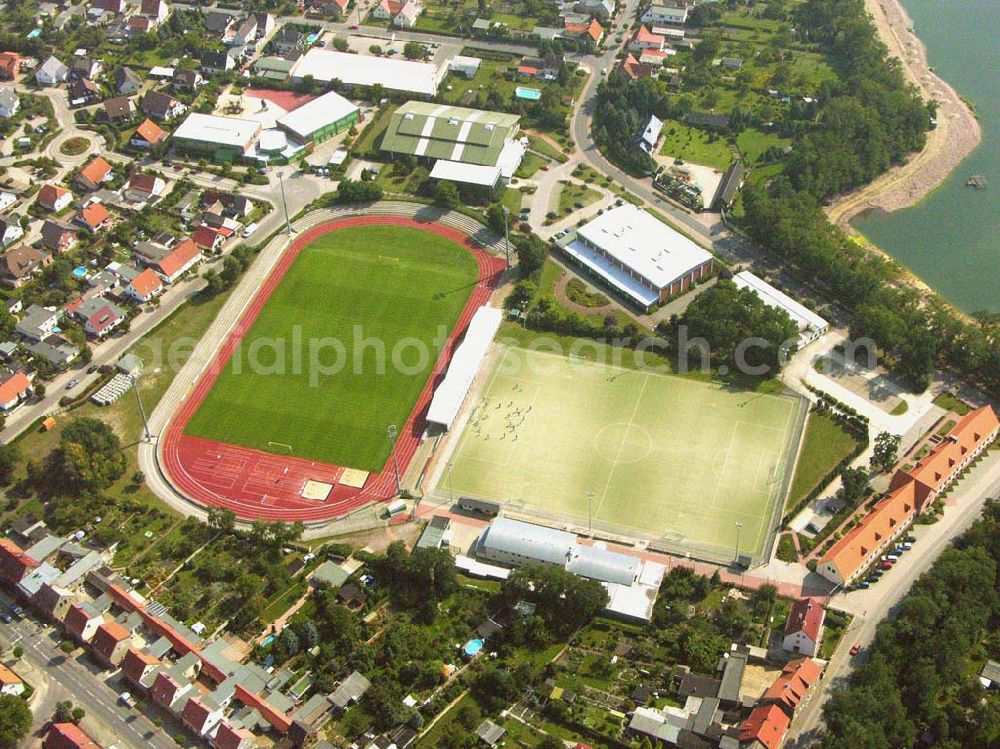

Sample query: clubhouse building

[558,204,714,310]
[733,270,828,348]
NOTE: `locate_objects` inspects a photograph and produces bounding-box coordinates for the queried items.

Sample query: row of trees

[821,499,1000,748]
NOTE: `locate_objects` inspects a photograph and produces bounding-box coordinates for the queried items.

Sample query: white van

[242,222,258,238]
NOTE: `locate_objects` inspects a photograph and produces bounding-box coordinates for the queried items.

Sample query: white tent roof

[429,160,501,188]
[173,113,260,150]
[276,90,358,141]
[290,48,440,95]
[426,306,502,428]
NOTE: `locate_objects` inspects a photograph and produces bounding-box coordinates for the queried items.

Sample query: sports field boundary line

[593,373,649,520]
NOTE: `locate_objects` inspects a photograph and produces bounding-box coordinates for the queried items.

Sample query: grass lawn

[933,392,971,415]
[527,134,569,163]
[515,151,548,179]
[554,182,602,215]
[353,103,397,157]
[659,121,734,170]
[786,411,858,505]
[185,226,479,471]
[442,346,806,561]
[735,128,791,164]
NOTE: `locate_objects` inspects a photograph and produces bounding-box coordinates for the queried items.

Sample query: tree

[207,507,236,534]
[837,467,870,505]
[512,234,547,279]
[0,695,31,749]
[42,417,127,494]
[336,179,383,204]
[403,41,425,60]
[503,562,608,638]
[433,180,460,209]
[485,202,507,237]
[870,431,901,474]
[0,443,19,486]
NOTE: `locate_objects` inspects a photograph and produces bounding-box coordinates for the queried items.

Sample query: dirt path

[826,0,981,228]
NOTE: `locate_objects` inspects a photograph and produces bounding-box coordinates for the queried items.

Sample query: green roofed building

[381,101,526,189]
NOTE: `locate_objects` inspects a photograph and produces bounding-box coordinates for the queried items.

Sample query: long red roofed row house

[818,405,998,585]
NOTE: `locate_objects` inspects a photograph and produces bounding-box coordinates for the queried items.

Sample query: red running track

[160,216,506,522]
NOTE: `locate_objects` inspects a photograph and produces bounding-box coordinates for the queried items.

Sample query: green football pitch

[441,347,807,561]
[185,225,479,471]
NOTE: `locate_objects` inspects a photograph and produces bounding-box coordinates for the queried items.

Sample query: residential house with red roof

[564,18,603,45]
[0,52,21,81]
[214,721,256,749]
[151,670,194,711]
[75,202,113,234]
[78,298,126,338]
[0,244,51,288]
[820,405,998,585]
[63,602,103,643]
[124,173,166,203]
[621,53,657,80]
[889,405,999,506]
[38,184,72,213]
[0,664,24,696]
[126,268,164,302]
[782,598,824,657]
[192,225,225,251]
[44,723,100,749]
[0,372,31,411]
[0,538,38,583]
[121,648,161,691]
[762,657,822,717]
[154,239,202,283]
[75,157,114,191]
[130,118,169,149]
[182,696,224,738]
[91,620,132,667]
[34,582,75,623]
[740,703,790,749]
[629,25,664,52]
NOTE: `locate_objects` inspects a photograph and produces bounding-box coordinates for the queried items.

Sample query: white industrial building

[275,89,359,144]
[426,306,503,429]
[476,517,665,622]
[171,113,262,157]
[560,204,714,310]
[290,49,441,95]
[733,271,828,347]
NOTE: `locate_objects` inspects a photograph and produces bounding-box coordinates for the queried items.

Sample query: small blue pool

[72,266,87,278]
[261,635,275,648]
[27,29,41,39]
[463,638,484,657]
[515,86,542,101]
[306,33,319,44]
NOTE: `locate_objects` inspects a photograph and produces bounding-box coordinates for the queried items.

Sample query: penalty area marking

[268,441,294,454]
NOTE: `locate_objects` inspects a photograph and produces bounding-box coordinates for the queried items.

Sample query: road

[0,616,181,749]
[785,452,1000,747]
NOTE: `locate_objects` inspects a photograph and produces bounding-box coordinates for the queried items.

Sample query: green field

[185,226,479,471]
[659,122,734,170]
[442,348,807,561]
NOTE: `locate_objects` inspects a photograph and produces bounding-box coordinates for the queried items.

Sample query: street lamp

[502,205,511,270]
[734,522,743,565]
[447,461,454,503]
[387,424,402,496]
[279,171,293,235]
[133,372,151,443]
[586,490,594,534]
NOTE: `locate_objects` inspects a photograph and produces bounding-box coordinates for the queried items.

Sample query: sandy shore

[826,0,982,228]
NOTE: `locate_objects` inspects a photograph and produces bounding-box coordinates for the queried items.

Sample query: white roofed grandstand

[733,270,828,346]
[426,306,503,429]
[290,49,441,95]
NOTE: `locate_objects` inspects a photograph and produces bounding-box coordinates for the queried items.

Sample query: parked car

[858,580,870,589]
[850,643,861,656]
[0,611,10,624]
[86,364,98,374]
[66,378,79,390]
[905,535,917,543]
[886,554,899,561]
[11,606,23,619]
[879,560,893,569]
[119,692,136,707]
[242,222,258,238]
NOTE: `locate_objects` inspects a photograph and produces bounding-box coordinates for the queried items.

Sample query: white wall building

[290,48,441,95]
[732,271,828,347]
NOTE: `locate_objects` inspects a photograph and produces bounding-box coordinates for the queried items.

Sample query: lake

[852,0,999,314]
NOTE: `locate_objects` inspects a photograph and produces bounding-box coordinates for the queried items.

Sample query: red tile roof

[92,620,131,659]
[44,724,100,749]
[78,202,111,230]
[77,157,113,188]
[0,372,30,406]
[235,683,292,733]
[740,704,790,749]
[634,25,663,44]
[150,671,184,707]
[156,239,201,279]
[214,721,254,749]
[784,598,824,643]
[128,173,161,196]
[64,603,97,640]
[121,647,160,684]
[130,268,163,298]
[762,657,822,714]
[134,118,167,145]
[86,305,122,336]
[182,697,215,733]
[0,538,38,583]
[192,225,223,249]
[819,480,918,582]
[0,52,21,80]
[38,184,70,210]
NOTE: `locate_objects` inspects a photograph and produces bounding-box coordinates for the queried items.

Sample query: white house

[0,217,23,247]
[0,193,16,213]
[126,268,164,302]
[641,0,688,26]
[36,56,69,86]
[782,598,825,658]
[0,665,24,696]
[0,88,19,118]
